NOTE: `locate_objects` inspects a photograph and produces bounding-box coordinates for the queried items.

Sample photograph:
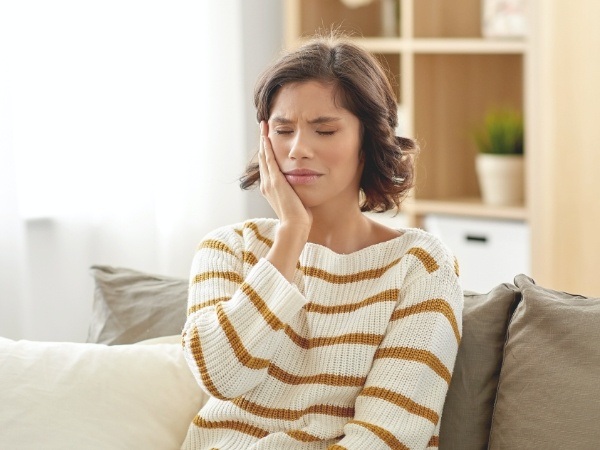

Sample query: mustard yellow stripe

[189,327,225,399]
[243,221,274,247]
[232,397,354,421]
[285,430,324,443]
[216,302,270,370]
[329,446,347,450]
[374,346,451,384]
[193,271,243,285]
[360,386,439,424]
[197,244,257,266]
[198,239,235,255]
[234,228,243,237]
[242,250,259,266]
[188,296,229,315]
[453,257,460,277]
[428,435,439,448]
[349,420,410,450]
[267,364,366,387]
[391,298,461,344]
[304,289,399,315]
[299,258,402,284]
[190,278,283,330]
[193,416,269,439]
[240,282,284,331]
[284,326,383,350]
[407,247,439,273]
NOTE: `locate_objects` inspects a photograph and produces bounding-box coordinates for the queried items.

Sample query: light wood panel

[531,0,600,295]
[414,0,482,38]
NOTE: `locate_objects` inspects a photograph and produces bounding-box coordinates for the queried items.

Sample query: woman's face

[267,80,363,211]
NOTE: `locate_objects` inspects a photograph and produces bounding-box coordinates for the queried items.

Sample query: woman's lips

[284,169,322,185]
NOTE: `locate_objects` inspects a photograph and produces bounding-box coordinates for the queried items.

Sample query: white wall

[0,1,284,342]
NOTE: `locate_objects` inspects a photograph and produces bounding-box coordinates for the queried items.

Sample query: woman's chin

[293,194,320,210]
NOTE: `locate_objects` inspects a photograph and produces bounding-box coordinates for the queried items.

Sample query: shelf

[347,38,527,54]
[410,38,527,54]
[403,198,528,221]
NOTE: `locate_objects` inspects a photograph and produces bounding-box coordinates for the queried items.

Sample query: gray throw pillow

[439,282,521,450]
[87,265,188,345]
[488,275,600,450]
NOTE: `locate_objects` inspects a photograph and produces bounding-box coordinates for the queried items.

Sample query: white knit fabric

[181,218,463,450]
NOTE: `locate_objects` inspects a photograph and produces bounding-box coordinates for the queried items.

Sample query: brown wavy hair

[239,33,418,213]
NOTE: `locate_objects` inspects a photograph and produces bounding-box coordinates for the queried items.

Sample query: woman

[181,34,463,450]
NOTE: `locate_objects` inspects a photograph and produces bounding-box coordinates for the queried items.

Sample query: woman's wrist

[266,222,310,282]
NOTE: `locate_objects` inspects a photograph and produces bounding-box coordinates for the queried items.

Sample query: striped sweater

[181,218,463,450]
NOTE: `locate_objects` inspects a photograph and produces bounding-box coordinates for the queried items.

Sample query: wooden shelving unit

[284,0,529,228]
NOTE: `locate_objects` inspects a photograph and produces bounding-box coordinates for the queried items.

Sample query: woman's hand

[258,121,311,281]
[258,121,312,232]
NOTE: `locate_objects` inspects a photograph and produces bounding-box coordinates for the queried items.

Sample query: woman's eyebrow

[270,115,342,124]
[271,116,293,124]
[308,116,342,124]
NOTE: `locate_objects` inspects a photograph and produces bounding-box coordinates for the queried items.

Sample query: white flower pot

[476,154,524,206]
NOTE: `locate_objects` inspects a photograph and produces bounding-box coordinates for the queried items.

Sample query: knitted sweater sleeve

[181,225,307,400]
[332,254,463,450]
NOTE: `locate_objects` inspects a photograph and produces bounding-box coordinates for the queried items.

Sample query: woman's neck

[307,205,374,254]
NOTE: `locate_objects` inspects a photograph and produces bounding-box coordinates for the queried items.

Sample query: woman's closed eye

[274,129,335,136]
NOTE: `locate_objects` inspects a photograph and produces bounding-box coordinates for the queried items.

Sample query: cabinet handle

[465,234,488,243]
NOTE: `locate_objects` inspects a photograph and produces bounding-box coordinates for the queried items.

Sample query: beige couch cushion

[488,275,600,449]
[440,283,520,450]
[0,335,206,449]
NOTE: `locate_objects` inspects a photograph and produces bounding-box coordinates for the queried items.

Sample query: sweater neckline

[302,228,418,258]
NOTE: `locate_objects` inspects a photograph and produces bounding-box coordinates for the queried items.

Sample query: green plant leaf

[473,108,524,155]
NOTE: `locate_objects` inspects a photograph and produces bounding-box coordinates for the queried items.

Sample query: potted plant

[473,108,525,206]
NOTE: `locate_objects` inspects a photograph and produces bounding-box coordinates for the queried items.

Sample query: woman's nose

[288,133,313,159]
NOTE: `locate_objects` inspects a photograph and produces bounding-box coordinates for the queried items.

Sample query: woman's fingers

[260,122,276,171]
[257,121,312,229]
[259,121,283,190]
[258,122,273,196]
[257,122,284,196]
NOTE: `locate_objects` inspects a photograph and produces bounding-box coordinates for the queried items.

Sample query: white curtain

[0,1,247,341]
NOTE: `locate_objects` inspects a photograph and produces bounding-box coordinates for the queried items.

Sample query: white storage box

[424,215,530,293]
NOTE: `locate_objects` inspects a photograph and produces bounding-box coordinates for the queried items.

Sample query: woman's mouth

[284,169,322,185]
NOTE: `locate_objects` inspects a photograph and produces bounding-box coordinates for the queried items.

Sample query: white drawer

[424,215,530,293]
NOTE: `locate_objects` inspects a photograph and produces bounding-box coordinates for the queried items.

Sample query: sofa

[1,265,599,449]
